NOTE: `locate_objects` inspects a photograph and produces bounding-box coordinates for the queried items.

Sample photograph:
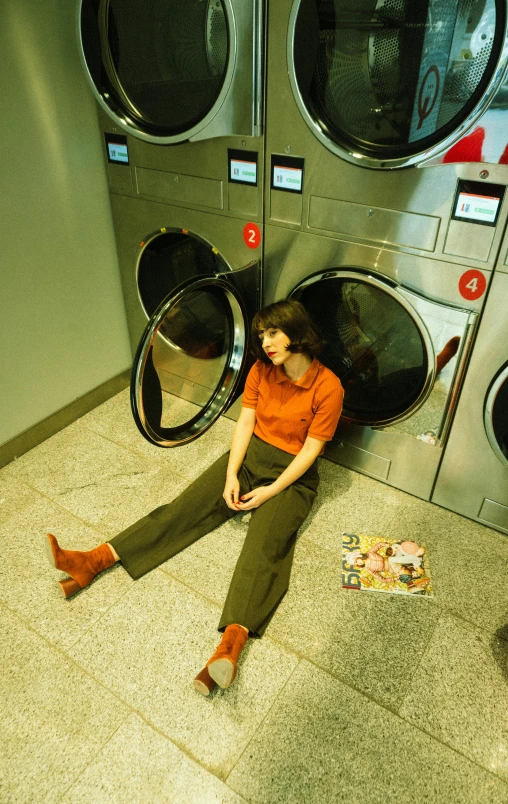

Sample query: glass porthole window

[290,0,506,167]
[80,0,230,140]
[485,364,508,465]
[291,272,433,425]
[131,277,247,447]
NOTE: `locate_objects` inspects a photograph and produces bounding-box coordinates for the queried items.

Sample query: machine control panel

[451,180,505,227]
[228,149,258,186]
[271,155,304,194]
[105,133,129,165]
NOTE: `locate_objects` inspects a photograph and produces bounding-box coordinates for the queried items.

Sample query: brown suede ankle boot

[193,666,217,697]
[46,533,116,598]
[206,624,249,689]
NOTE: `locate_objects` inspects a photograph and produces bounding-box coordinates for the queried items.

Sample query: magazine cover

[342,532,433,597]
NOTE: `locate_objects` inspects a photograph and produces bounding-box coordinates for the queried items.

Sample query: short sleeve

[308,375,344,442]
[242,361,263,409]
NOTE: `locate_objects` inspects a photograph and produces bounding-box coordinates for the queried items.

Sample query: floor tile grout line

[6,594,507,793]
[255,636,508,786]
[224,658,304,792]
[55,712,132,803]
[4,568,508,791]
[80,415,233,478]
[2,600,237,790]
[2,474,506,647]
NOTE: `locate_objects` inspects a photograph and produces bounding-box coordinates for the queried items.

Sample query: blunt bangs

[251,299,325,362]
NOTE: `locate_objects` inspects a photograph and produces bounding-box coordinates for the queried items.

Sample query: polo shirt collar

[274,357,319,388]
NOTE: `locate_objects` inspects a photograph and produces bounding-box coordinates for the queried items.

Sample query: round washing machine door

[289,0,508,168]
[290,271,435,426]
[484,363,508,465]
[78,0,233,143]
[131,275,249,447]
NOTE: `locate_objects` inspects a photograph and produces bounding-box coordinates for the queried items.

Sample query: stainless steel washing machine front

[78,0,264,143]
[264,224,490,500]
[432,264,508,533]
[110,194,261,446]
[265,0,508,286]
[286,0,508,169]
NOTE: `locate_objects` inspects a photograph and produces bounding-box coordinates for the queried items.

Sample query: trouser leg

[110,451,237,579]
[218,474,317,637]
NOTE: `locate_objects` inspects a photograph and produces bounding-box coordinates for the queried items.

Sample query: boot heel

[58,577,82,598]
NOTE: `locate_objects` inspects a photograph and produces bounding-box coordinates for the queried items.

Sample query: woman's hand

[236,485,276,511]
[223,474,241,511]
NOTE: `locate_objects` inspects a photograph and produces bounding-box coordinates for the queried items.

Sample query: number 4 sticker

[458,269,487,301]
[243,222,261,249]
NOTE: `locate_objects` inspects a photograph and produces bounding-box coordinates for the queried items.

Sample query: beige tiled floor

[1,389,508,803]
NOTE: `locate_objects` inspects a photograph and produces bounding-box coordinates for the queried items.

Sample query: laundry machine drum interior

[291,0,506,167]
[291,273,433,426]
[80,0,229,138]
[484,362,508,465]
[137,230,228,334]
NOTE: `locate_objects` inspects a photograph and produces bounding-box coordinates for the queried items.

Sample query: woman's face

[258,327,291,365]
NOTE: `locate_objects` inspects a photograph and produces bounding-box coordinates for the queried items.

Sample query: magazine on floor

[341,532,433,597]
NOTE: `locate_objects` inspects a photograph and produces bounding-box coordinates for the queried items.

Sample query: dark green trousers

[110,435,319,637]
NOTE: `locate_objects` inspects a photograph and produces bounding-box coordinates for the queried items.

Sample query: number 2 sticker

[458,269,487,301]
[243,222,261,249]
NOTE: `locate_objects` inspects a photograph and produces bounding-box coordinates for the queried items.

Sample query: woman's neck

[283,352,312,382]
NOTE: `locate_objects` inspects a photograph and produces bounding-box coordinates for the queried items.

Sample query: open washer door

[78,0,263,143]
[131,269,257,447]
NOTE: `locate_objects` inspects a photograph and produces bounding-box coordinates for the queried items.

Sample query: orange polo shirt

[242,358,344,455]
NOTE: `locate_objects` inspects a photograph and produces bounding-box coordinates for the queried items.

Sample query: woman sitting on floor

[47,299,344,695]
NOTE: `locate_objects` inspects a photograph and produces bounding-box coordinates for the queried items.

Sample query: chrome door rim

[131,275,246,446]
[484,364,508,466]
[289,269,436,425]
[287,0,508,170]
[135,228,230,321]
[77,0,237,145]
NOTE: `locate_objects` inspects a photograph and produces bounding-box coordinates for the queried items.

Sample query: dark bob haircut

[251,299,325,362]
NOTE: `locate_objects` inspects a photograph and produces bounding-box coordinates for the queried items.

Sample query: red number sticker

[458,269,487,301]
[243,222,261,249]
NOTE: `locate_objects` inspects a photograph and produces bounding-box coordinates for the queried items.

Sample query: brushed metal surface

[135,167,224,210]
[444,220,496,262]
[110,194,263,355]
[326,442,391,481]
[264,0,508,272]
[269,190,303,225]
[108,163,133,193]
[264,223,480,500]
[432,270,508,532]
[285,0,508,170]
[478,498,508,532]
[228,183,259,216]
[327,422,442,499]
[308,196,440,252]
[77,0,264,143]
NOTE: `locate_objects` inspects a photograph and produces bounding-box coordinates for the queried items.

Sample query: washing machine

[78,0,263,144]
[262,0,508,498]
[432,258,508,533]
[279,0,508,172]
[112,194,261,447]
[77,0,265,446]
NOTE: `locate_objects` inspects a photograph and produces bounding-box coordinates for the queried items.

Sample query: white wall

[0,0,132,446]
